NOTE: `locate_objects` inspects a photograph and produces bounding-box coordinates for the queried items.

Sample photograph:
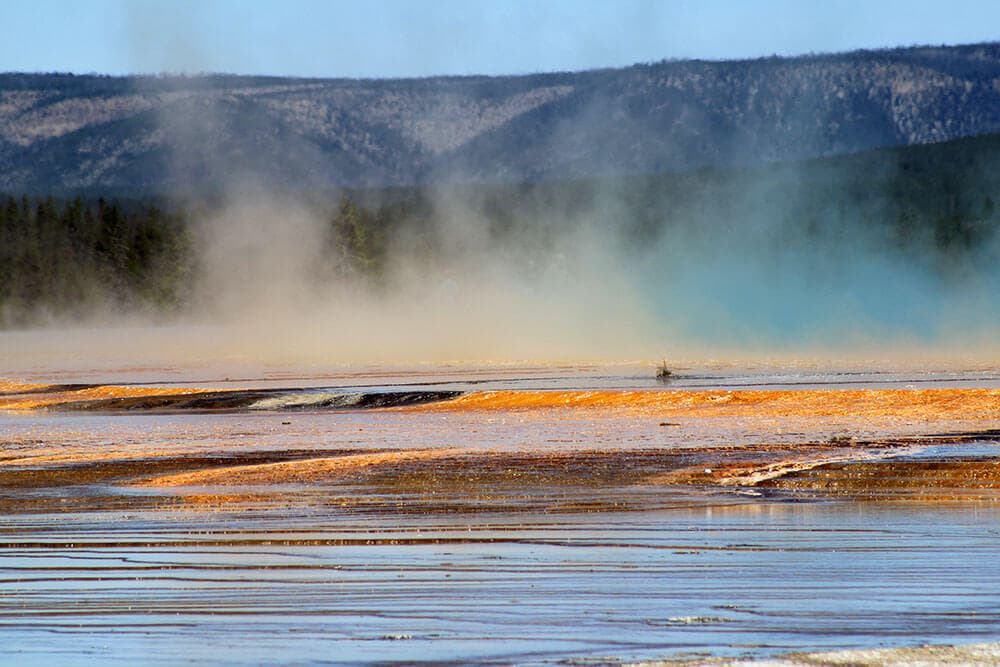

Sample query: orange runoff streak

[0,384,213,411]
[400,388,1000,419]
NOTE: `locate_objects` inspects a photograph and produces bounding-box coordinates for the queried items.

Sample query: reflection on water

[3,504,1000,665]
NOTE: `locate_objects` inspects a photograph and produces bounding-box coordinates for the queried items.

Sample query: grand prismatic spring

[2,343,1000,666]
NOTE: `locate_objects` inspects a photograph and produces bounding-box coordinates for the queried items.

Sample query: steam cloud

[3,44,999,373]
[6,144,999,373]
[172,169,999,367]
[182,188,660,364]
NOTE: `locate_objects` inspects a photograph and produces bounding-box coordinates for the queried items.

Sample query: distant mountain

[2,42,1000,194]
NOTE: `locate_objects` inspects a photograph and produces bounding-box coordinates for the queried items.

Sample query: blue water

[3,502,1000,665]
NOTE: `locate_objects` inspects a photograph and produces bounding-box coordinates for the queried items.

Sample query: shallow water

[2,362,1000,664]
[4,504,1000,666]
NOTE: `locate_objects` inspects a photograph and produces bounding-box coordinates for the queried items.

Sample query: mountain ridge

[2,41,1000,194]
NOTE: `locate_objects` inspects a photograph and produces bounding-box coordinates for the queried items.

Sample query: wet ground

[2,362,1000,665]
[5,503,1000,666]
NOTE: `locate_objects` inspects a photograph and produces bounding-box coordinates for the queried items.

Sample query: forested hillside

[2,42,999,194]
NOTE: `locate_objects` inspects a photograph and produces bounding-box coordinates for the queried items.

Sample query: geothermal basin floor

[2,365,1000,665]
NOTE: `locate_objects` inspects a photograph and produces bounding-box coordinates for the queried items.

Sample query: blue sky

[2,0,998,78]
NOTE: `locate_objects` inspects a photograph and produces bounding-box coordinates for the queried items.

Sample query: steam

[3,168,998,374]
[3,41,1000,372]
[7,150,998,372]
[181,187,660,364]
[169,164,1000,367]
[637,176,1000,358]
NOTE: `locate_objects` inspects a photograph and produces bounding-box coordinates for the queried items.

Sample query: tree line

[0,196,191,325]
[1,130,998,327]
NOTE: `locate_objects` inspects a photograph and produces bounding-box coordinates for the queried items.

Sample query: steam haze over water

[1,2,999,368]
